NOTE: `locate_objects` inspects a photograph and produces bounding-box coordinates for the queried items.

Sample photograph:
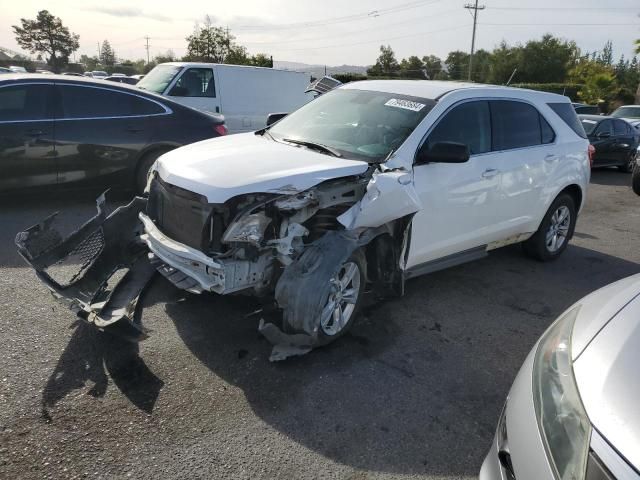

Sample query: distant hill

[273,60,369,78]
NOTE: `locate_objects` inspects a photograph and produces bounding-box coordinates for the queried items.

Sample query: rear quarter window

[548,103,587,139]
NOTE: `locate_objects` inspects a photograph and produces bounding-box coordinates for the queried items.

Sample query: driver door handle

[481,168,500,179]
[544,154,559,162]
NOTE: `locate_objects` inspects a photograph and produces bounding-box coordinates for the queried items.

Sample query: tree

[12,10,79,72]
[598,40,614,66]
[100,40,116,66]
[471,49,492,83]
[367,45,399,77]
[421,55,443,79]
[249,53,273,67]
[487,41,520,84]
[79,54,99,71]
[635,40,640,104]
[399,56,425,79]
[516,34,577,83]
[154,50,176,64]
[579,72,617,105]
[444,50,469,80]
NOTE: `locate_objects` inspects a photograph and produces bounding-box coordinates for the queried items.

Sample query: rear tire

[135,149,171,194]
[632,165,640,196]
[523,194,576,262]
[619,150,636,173]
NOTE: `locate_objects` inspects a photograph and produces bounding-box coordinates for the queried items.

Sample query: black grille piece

[147,176,213,251]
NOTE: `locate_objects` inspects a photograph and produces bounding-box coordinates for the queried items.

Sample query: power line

[233,0,444,31]
[488,6,640,10]
[464,0,485,81]
[480,22,638,26]
[239,8,461,46]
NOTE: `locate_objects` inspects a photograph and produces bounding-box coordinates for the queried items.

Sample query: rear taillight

[214,124,228,136]
[587,144,595,167]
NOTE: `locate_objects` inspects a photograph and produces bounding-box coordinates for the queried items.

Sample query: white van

[137,62,312,133]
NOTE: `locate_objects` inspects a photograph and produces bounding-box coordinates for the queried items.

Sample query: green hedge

[510,83,584,101]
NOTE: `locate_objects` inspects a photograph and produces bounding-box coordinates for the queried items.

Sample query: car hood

[154,133,369,203]
[573,277,640,471]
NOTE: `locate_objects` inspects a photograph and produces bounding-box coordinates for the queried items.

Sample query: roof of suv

[342,79,568,102]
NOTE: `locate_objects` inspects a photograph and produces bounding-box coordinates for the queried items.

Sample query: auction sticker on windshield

[384,98,426,112]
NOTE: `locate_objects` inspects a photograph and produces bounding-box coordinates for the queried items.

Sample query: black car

[579,114,639,172]
[0,74,226,194]
[572,103,600,115]
[104,76,139,85]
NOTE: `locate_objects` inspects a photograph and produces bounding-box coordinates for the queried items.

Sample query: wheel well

[559,184,583,210]
[133,146,175,187]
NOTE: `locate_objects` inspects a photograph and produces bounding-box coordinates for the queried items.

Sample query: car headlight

[533,306,591,480]
[221,212,270,246]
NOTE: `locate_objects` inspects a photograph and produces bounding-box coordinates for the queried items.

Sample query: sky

[1,0,639,67]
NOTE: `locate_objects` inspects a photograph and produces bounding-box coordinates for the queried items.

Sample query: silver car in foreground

[481,274,640,480]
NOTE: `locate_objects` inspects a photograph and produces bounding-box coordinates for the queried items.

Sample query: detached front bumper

[15,195,155,341]
[139,213,270,295]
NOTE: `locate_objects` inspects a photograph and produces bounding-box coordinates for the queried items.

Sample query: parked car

[0,74,226,194]
[16,80,590,359]
[480,274,640,480]
[104,76,138,85]
[8,66,27,73]
[611,105,640,129]
[62,72,84,77]
[35,69,52,74]
[572,102,600,115]
[579,114,639,172]
[84,70,108,79]
[0,67,11,74]
[137,62,312,133]
[131,74,145,81]
[633,146,640,195]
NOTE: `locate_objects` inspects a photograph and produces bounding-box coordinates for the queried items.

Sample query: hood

[154,133,369,203]
[573,290,640,471]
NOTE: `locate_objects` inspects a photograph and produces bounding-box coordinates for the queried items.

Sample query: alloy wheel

[320,261,361,336]
[545,206,571,253]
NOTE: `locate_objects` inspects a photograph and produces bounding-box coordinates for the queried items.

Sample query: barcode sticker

[384,98,426,112]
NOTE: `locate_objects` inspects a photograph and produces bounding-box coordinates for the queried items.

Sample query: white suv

[17,80,591,359]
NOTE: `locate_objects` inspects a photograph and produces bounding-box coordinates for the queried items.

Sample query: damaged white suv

[16,80,590,359]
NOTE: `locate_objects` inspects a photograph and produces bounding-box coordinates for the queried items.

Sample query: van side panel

[215,66,312,133]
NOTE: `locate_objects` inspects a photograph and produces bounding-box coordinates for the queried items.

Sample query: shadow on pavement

[590,168,633,187]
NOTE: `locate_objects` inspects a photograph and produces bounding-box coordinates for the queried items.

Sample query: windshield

[612,106,640,119]
[268,89,435,162]
[137,65,182,94]
[580,118,599,135]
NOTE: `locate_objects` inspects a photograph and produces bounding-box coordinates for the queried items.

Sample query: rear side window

[169,68,215,97]
[614,120,629,136]
[594,120,613,136]
[58,85,164,118]
[0,84,52,121]
[490,100,549,150]
[548,102,587,139]
[427,100,491,155]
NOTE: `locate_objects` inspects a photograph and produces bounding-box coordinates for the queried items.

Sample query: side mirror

[416,141,470,165]
[266,112,288,126]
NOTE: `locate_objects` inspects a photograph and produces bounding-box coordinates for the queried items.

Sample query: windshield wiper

[282,138,342,158]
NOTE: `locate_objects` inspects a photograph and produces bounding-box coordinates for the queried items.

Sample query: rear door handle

[26,129,45,137]
[544,154,558,163]
[481,168,500,179]
[125,126,144,133]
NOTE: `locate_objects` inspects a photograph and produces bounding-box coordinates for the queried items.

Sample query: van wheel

[135,149,171,194]
[523,194,576,262]
[632,165,640,196]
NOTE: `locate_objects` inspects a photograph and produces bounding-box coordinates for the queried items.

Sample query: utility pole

[144,36,150,64]
[464,0,485,81]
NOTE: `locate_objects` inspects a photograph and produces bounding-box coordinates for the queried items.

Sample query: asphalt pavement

[1,169,639,479]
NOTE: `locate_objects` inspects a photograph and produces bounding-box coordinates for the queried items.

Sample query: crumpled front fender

[15,194,154,341]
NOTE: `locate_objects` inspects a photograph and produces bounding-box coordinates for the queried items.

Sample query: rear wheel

[135,149,171,194]
[632,164,640,196]
[619,150,637,173]
[523,194,576,262]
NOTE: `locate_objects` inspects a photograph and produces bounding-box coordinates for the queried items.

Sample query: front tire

[523,194,576,262]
